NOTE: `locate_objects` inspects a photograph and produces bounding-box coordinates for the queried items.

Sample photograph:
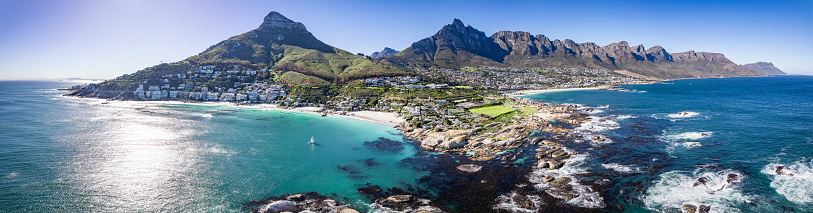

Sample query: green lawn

[469,105,515,117]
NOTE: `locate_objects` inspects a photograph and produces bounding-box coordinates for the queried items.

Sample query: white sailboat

[308,136,315,144]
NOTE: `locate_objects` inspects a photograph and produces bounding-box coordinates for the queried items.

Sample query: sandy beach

[234,103,404,125]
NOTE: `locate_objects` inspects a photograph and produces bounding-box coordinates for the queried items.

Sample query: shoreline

[509,87,600,96]
[62,95,405,126]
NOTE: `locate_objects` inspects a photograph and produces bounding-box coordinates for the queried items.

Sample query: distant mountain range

[741,62,786,75]
[80,12,777,93]
[370,47,399,58]
[381,19,766,79]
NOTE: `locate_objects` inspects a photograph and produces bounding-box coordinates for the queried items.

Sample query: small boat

[308,136,315,144]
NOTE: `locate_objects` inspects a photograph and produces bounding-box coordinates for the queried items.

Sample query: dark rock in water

[357,185,383,195]
[548,177,571,187]
[698,205,711,213]
[363,137,404,153]
[682,204,697,213]
[693,177,710,187]
[512,194,535,209]
[358,158,379,167]
[726,173,739,183]
[775,166,784,174]
[542,176,555,183]
[286,193,304,201]
[246,191,350,213]
[545,184,579,200]
[456,164,482,172]
[372,194,443,212]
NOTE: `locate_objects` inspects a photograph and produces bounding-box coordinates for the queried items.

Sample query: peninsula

[66,11,777,212]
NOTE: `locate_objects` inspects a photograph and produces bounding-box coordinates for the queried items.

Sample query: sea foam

[601,163,644,174]
[762,161,813,204]
[663,131,713,140]
[644,169,752,212]
[527,153,605,208]
[667,111,701,118]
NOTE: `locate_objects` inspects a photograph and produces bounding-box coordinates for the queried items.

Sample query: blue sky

[1,0,811,79]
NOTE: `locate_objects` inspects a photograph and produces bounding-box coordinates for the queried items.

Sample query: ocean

[522,75,813,212]
[1,75,811,212]
[0,81,426,212]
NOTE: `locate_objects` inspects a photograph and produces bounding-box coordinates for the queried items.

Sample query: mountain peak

[451,18,464,27]
[260,11,306,31]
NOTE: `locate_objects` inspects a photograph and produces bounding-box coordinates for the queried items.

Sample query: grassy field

[469,105,515,117]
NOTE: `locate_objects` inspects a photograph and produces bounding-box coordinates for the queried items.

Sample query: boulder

[551,150,568,158]
[261,200,297,213]
[422,136,443,149]
[286,193,304,201]
[537,161,549,169]
[386,195,414,203]
[682,204,697,213]
[338,207,360,213]
[726,173,739,183]
[698,205,711,213]
[542,176,555,183]
[548,177,571,187]
[547,160,565,170]
[512,194,535,209]
[440,135,468,149]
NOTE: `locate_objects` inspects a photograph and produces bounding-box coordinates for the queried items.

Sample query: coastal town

[70,64,652,132]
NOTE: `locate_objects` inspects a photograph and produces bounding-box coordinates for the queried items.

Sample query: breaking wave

[644,169,752,212]
[762,160,813,204]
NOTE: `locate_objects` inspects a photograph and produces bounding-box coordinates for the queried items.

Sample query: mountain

[370,47,399,58]
[381,19,764,79]
[189,11,406,85]
[741,62,786,75]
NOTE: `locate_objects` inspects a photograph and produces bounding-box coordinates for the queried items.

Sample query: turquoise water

[0,81,425,212]
[523,75,813,212]
[3,76,812,212]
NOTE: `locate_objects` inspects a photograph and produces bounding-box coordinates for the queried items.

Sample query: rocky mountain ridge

[382,19,764,80]
[370,47,399,58]
[741,62,786,75]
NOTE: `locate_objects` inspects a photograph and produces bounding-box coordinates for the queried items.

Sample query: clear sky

[1,0,811,79]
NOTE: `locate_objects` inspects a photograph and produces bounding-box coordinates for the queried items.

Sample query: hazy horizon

[1,0,811,80]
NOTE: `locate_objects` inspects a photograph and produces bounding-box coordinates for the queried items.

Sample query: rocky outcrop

[248,192,358,213]
[370,194,444,212]
[742,62,786,75]
[370,47,399,58]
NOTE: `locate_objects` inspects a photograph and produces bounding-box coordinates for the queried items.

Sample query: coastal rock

[726,173,740,183]
[542,176,555,183]
[548,177,571,187]
[682,204,697,213]
[693,177,710,187]
[537,161,549,169]
[698,205,711,213]
[457,164,482,172]
[545,185,579,200]
[286,193,304,201]
[439,135,468,149]
[338,207,361,213]
[261,200,297,213]
[547,160,565,170]
[386,195,414,203]
[512,194,535,209]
